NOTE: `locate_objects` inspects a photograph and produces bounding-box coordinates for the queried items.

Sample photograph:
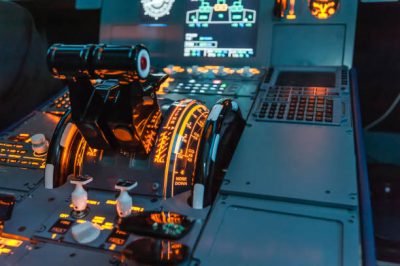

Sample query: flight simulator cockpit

[0,0,379,265]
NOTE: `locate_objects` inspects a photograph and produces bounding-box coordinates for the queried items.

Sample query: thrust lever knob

[70,175,93,213]
[115,180,138,218]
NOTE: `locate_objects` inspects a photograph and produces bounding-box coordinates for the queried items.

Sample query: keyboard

[254,86,341,125]
[45,91,70,115]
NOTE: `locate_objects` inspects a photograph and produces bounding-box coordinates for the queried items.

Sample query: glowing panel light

[0,237,23,248]
[0,247,12,255]
[309,0,339,20]
[59,213,70,219]
[286,0,296,20]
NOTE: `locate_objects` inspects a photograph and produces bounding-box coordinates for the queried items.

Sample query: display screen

[276,71,337,88]
[184,0,259,58]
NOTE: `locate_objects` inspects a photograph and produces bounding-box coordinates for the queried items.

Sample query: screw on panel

[18,226,26,232]
[35,225,47,233]
[152,182,160,191]
[223,179,230,185]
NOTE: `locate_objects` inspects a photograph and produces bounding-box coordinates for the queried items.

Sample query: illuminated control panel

[184,0,259,58]
[160,65,264,98]
[0,140,46,169]
[34,197,145,253]
[45,91,70,115]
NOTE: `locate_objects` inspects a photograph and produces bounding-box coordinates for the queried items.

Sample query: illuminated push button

[71,222,101,244]
[31,134,49,155]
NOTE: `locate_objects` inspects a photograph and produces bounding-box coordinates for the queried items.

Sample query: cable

[364,92,400,131]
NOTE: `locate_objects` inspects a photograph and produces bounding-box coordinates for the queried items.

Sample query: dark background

[354,2,400,132]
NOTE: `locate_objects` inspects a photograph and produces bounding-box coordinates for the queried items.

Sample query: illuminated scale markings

[66,99,207,199]
[171,106,208,196]
[153,100,209,198]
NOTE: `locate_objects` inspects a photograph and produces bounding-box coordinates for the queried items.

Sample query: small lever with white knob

[31,133,49,155]
[70,175,93,217]
[115,180,138,218]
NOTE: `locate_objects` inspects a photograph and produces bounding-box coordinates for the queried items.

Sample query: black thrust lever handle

[47,43,167,154]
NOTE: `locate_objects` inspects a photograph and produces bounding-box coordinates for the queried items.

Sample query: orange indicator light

[106,200,117,205]
[0,237,23,248]
[309,0,338,19]
[87,200,100,205]
[0,247,12,255]
[132,206,144,212]
[59,213,70,219]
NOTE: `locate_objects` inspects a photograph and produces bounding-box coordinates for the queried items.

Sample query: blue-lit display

[184,0,259,58]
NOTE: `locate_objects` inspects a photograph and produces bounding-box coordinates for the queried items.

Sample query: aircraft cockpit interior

[0,0,399,265]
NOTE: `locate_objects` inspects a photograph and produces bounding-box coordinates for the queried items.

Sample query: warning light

[309,0,339,20]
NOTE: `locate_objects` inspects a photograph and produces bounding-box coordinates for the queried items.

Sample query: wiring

[364,92,400,131]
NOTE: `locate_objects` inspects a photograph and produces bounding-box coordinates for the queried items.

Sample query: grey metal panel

[221,118,358,209]
[193,195,360,266]
[14,243,113,266]
[0,168,43,192]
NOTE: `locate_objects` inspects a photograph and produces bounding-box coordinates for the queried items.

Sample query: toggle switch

[286,0,296,20]
[115,180,138,218]
[70,175,93,218]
